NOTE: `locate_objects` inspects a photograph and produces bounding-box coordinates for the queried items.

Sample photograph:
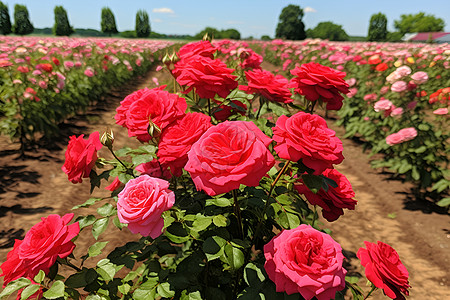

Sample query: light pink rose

[397,128,417,142]
[374,99,393,112]
[433,108,448,115]
[411,71,428,84]
[346,78,356,87]
[386,133,404,146]
[117,175,175,238]
[390,107,404,116]
[391,81,407,93]
[396,65,411,77]
[346,88,357,98]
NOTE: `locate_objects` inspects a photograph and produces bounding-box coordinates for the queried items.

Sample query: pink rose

[0,214,79,287]
[374,99,393,112]
[391,81,407,93]
[397,127,417,142]
[386,133,404,146]
[117,175,175,238]
[84,67,94,77]
[185,121,275,196]
[390,107,404,116]
[433,108,448,115]
[411,71,428,84]
[264,224,346,299]
[272,112,344,174]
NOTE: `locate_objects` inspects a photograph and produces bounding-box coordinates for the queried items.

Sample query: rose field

[0,36,449,300]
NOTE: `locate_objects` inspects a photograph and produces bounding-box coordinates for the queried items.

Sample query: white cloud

[153,18,163,23]
[304,7,317,13]
[153,8,174,14]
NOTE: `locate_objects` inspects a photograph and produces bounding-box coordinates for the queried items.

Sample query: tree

[135,10,150,38]
[275,4,306,40]
[394,12,445,35]
[194,27,220,40]
[13,4,33,35]
[307,21,349,41]
[53,6,73,36]
[221,28,240,40]
[101,7,118,36]
[368,12,387,41]
[0,1,11,34]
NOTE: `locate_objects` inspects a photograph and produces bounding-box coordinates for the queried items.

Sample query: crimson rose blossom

[0,214,79,286]
[136,159,172,180]
[213,100,247,121]
[185,121,275,196]
[295,169,357,221]
[239,69,293,103]
[264,224,346,300]
[272,112,344,174]
[177,40,217,60]
[157,112,212,176]
[62,131,102,183]
[117,175,175,238]
[173,54,238,99]
[357,241,410,299]
[115,87,187,142]
[289,62,350,110]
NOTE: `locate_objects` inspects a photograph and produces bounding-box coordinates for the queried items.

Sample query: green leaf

[418,123,430,131]
[345,276,359,284]
[302,174,323,194]
[65,271,88,289]
[157,282,175,298]
[213,215,228,227]
[132,154,154,166]
[437,197,450,207]
[165,222,190,243]
[113,216,127,229]
[72,197,103,210]
[192,215,212,232]
[97,203,115,217]
[223,244,245,270]
[133,279,158,300]
[0,278,31,299]
[75,215,97,229]
[411,167,420,181]
[244,263,266,287]
[96,259,118,282]
[278,211,300,229]
[118,283,131,295]
[203,236,226,261]
[88,241,109,257]
[92,218,109,240]
[205,197,233,207]
[20,284,40,300]
[33,270,45,283]
[414,146,427,154]
[181,290,203,300]
[42,280,65,299]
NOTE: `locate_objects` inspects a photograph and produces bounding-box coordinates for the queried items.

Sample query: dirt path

[1,65,449,299]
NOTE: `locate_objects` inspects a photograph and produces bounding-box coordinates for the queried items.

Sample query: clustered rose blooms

[264,224,346,299]
[289,62,350,110]
[386,127,418,146]
[135,159,172,180]
[117,175,175,238]
[185,121,275,196]
[358,241,410,299]
[295,168,357,222]
[0,214,79,286]
[62,131,103,183]
[239,69,293,103]
[115,86,187,142]
[272,112,344,174]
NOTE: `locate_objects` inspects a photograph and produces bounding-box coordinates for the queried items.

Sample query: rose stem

[364,285,377,300]
[232,189,244,239]
[108,147,136,178]
[256,96,264,119]
[311,205,317,227]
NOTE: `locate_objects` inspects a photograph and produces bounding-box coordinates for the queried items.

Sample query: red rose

[375,62,388,72]
[173,55,238,99]
[239,69,292,103]
[357,241,410,299]
[212,100,247,121]
[295,169,357,221]
[136,159,172,180]
[238,48,263,70]
[289,62,349,110]
[36,63,53,73]
[157,112,212,176]
[115,87,187,142]
[52,57,60,66]
[264,224,346,299]
[272,112,344,174]
[177,40,217,61]
[62,131,102,183]
[104,176,123,191]
[0,214,79,287]
[185,121,275,196]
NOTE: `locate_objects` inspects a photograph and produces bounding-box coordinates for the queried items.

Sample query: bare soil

[0,66,449,299]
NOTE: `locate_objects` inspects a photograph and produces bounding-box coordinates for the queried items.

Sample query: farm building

[402,32,450,43]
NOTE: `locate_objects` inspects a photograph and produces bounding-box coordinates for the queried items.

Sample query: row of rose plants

[1,39,411,300]
[248,39,450,207]
[0,36,174,153]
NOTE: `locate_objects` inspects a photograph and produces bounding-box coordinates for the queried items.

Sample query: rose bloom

[239,48,263,70]
[397,127,417,142]
[346,87,357,98]
[173,55,238,99]
[105,176,123,191]
[289,62,350,110]
[239,69,292,103]
[0,214,79,287]
[264,224,346,299]
[157,113,212,176]
[375,62,388,72]
[136,159,172,180]
[213,100,247,121]
[374,99,393,112]
[346,78,356,87]
[185,121,275,196]
[433,107,448,115]
[357,241,410,299]
[396,65,411,77]
[177,40,217,61]
[391,81,407,92]
[117,175,175,238]
[272,112,344,174]
[84,67,94,77]
[62,131,102,183]
[390,107,404,117]
[115,87,187,142]
[36,63,53,73]
[295,169,357,222]
[386,133,404,146]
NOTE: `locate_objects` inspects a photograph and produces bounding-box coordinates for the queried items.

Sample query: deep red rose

[289,62,349,110]
[357,241,410,300]
[157,112,212,176]
[212,100,247,121]
[0,214,79,287]
[136,159,172,180]
[52,57,60,66]
[115,87,187,142]
[238,48,263,70]
[295,169,357,221]
[375,62,388,72]
[177,40,217,61]
[62,131,102,183]
[185,121,275,196]
[272,112,344,174]
[264,224,346,299]
[36,63,53,73]
[173,55,238,99]
[239,69,292,103]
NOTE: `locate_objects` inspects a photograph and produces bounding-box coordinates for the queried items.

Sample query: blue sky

[2,0,449,38]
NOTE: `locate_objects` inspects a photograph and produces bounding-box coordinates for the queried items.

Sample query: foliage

[194,27,241,40]
[13,4,33,35]
[306,21,349,41]
[275,4,306,40]
[0,1,11,35]
[260,35,271,41]
[368,13,388,41]
[135,10,150,38]
[394,12,445,35]
[53,6,74,36]
[100,7,118,36]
